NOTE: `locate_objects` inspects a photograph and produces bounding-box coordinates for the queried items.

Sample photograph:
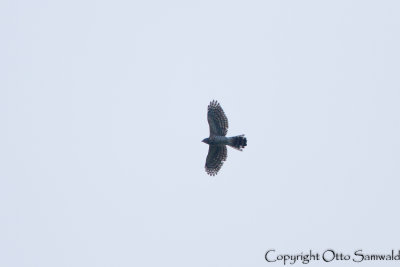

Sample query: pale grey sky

[1,1,400,266]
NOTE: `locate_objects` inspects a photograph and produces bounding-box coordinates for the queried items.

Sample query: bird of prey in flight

[202,100,247,176]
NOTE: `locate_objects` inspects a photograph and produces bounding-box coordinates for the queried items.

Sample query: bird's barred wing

[205,145,227,176]
[207,100,228,137]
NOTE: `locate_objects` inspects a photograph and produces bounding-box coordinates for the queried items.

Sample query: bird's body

[202,100,247,176]
[202,135,246,148]
[202,136,229,146]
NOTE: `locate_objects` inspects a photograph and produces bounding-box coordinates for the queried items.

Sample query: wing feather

[207,100,228,136]
[205,145,227,176]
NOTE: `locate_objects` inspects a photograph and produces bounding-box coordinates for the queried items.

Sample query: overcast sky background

[1,1,400,266]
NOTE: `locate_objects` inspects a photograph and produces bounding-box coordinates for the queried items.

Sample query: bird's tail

[228,135,247,151]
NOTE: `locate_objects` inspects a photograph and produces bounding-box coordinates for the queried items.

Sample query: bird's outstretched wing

[205,145,227,176]
[207,100,228,137]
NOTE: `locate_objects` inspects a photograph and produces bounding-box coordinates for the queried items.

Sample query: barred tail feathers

[228,135,247,151]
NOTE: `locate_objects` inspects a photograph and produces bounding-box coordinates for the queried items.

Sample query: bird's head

[202,138,209,144]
